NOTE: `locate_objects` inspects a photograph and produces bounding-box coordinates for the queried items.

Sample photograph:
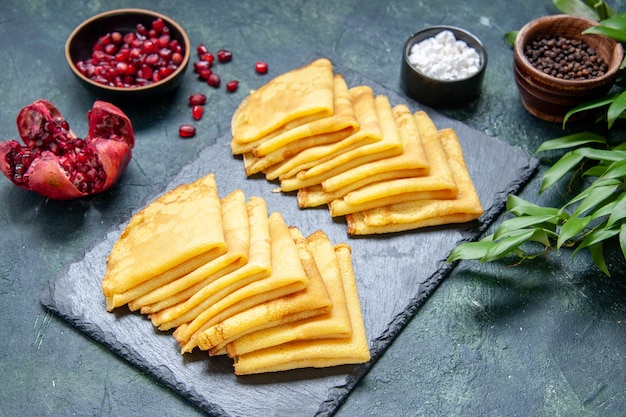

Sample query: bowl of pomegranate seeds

[401,25,488,108]
[65,8,191,102]
[513,14,623,123]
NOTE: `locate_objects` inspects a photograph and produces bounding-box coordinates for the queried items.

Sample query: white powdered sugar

[408,30,481,81]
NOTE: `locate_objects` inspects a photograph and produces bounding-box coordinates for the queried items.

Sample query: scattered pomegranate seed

[189,93,207,106]
[191,105,204,120]
[217,49,232,62]
[201,53,215,64]
[207,73,221,88]
[197,44,209,56]
[255,61,269,74]
[226,80,239,92]
[178,124,196,138]
[193,60,211,73]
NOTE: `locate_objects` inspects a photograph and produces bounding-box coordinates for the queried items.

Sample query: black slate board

[41,66,538,417]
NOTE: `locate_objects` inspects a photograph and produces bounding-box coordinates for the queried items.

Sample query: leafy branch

[448,0,626,276]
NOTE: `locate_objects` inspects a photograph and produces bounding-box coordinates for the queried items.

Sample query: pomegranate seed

[77,20,182,88]
[111,32,123,44]
[151,18,165,33]
[197,68,212,80]
[189,93,207,106]
[157,34,170,48]
[193,60,211,73]
[255,61,269,74]
[178,124,196,138]
[226,80,239,92]
[201,53,215,64]
[171,52,183,66]
[207,73,221,88]
[123,32,136,44]
[197,44,209,56]
[217,49,232,62]
[136,23,148,36]
[192,105,204,120]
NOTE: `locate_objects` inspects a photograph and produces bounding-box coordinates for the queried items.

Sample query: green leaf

[504,31,518,47]
[571,182,620,216]
[583,25,626,42]
[482,229,539,262]
[562,94,618,126]
[606,192,626,228]
[447,240,496,262]
[607,91,626,128]
[539,150,586,193]
[493,215,560,240]
[591,198,619,220]
[506,195,562,217]
[558,215,591,248]
[595,10,626,30]
[553,0,601,19]
[619,224,626,259]
[602,158,626,179]
[583,165,607,177]
[575,227,620,255]
[576,147,626,162]
[536,132,607,152]
[588,242,611,276]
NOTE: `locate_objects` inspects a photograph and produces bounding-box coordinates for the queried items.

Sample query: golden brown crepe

[176,212,310,353]
[234,75,358,175]
[124,190,250,313]
[297,105,430,208]
[149,196,271,330]
[102,174,226,311]
[346,128,483,234]
[231,58,335,146]
[196,226,334,355]
[263,85,383,181]
[225,230,352,357]
[232,243,370,375]
[279,95,404,192]
[328,111,458,217]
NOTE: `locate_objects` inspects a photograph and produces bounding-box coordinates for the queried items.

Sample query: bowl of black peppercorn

[513,14,623,123]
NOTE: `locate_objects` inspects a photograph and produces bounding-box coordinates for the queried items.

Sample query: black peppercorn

[524,34,608,80]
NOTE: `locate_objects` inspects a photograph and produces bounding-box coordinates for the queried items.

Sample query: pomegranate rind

[93,138,133,191]
[25,152,85,200]
[0,99,135,200]
[88,100,136,148]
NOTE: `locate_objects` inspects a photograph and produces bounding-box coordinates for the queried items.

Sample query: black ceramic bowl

[65,8,191,103]
[401,26,488,108]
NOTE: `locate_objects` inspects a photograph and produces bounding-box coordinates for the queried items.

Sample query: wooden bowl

[65,9,191,104]
[513,14,623,123]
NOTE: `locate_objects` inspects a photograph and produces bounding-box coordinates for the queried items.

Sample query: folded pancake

[232,243,370,375]
[279,95,404,192]
[346,128,483,235]
[328,111,458,217]
[234,75,358,174]
[123,190,250,313]
[231,58,334,146]
[103,174,226,311]
[149,196,271,330]
[263,85,383,181]
[225,230,352,357]
[177,212,309,353]
[196,226,334,355]
[297,106,430,207]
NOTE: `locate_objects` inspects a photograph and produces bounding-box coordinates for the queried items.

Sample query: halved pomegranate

[0,99,134,200]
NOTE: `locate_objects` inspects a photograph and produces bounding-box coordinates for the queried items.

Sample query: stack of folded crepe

[231,57,484,235]
[102,173,370,375]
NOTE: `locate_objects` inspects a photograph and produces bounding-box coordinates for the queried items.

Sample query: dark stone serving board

[41,65,538,417]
